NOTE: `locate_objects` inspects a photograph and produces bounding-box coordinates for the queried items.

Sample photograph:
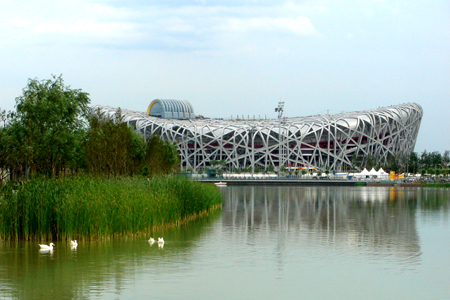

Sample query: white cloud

[1,1,320,50]
[225,16,317,36]
[10,17,32,28]
[32,19,137,37]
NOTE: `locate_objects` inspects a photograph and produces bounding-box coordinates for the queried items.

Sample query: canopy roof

[147,99,195,119]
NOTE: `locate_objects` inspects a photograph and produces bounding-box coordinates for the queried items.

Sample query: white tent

[360,168,370,175]
[352,168,369,179]
[369,168,379,176]
[378,168,388,175]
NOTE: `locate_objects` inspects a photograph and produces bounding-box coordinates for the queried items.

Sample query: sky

[0,0,449,153]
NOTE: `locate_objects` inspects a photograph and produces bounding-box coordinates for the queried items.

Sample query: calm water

[1,186,449,300]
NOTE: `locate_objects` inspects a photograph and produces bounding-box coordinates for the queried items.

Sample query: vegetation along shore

[0,76,222,241]
[0,175,222,241]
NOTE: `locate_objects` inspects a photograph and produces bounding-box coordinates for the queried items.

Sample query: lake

[1,185,449,300]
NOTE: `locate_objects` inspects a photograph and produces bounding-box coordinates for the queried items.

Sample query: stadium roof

[147,99,195,120]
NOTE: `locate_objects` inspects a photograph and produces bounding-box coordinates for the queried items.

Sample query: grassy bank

[421,183,450,188]
[0,176,222,241]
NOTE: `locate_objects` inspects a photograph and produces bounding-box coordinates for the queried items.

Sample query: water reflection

[0,186,449,300]
[0,211,222,300]
[221,186,449,270]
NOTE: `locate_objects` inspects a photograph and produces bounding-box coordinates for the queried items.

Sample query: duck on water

[39,243,55,251]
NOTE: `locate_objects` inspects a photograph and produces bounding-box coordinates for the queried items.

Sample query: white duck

[158,237,164,248]
[39,243,55,251]
[148,237,155,245]
[70,240,78,248]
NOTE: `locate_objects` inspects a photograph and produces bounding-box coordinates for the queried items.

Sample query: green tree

[210,160,218,168]
[129,129,146,175]
[443,169,450,178]
[420,150,431,169]
[0,108,8,127]
[84,108,146,176]
[408,152,419,174]
[3,75,90,178]
[443,150,450,169]
[144,135,180,176]
[85,108,128,176]
[365,154,378,170]
[383,153,408,173]
[430,151,442,169]
[218,160,227,173]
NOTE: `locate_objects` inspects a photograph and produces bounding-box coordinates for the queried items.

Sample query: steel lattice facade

[92,102,423,172]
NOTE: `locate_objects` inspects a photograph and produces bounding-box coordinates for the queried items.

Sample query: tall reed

[0,176,222,241]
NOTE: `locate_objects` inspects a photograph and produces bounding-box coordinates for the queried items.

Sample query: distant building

[93,101,423,172]
[147,99,195,120]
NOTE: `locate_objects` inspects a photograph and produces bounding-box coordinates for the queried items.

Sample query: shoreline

[198,179,427,187]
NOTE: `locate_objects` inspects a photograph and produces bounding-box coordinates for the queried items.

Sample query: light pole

[275,102,284,177]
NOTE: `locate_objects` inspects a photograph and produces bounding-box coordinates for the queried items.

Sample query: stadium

[92,101,423,173]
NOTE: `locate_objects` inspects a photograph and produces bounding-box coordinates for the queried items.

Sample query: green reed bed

[0,176,222,241]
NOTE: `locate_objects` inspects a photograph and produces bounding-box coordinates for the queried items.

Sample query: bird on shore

[39,243,55,251]
[148,237,155,245]
[70,240,78,248]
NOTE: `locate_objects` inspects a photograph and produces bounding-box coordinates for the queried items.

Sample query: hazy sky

[1,0,449,153]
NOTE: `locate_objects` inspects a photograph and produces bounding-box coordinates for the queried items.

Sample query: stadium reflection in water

[220,186,447,268]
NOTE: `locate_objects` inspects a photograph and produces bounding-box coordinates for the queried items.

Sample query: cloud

[1,2,140,46]
[32,18,137,38]
[1,1,320,51]
[225,16,317,36]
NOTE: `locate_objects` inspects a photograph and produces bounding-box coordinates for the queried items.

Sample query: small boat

[214,182,227,186]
